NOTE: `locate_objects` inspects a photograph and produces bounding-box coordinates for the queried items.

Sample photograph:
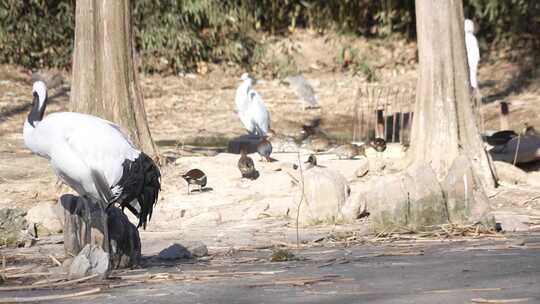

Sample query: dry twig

[0,287,102,303]
[0,274,99,292]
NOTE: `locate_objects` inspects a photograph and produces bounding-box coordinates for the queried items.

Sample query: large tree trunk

[68,0,153,275]
[410,0,496,189]
[408,0,498,222]
[70,0,157,157]
[344,1,498,231]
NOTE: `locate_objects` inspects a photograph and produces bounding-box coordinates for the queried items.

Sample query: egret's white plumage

[465,19,480,89]
[23,81,160,229]
[234,73,270,136]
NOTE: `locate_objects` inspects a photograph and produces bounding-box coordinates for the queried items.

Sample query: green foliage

[0,0,538,72]
[0,0,75,69]
[336,46,379,82]
[133,0,257,73]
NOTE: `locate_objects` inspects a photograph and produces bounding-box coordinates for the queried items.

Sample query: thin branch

[295,150,305,248]
[0,288,102,303]
[513,135,521,166]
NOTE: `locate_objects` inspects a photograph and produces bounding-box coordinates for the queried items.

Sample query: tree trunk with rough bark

[70,0,157,157]
[344,1,498,231]
[408,0,497,220]
[67,0,152,274]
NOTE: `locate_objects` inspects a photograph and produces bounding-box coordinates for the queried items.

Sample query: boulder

[353,163,449,232]
[441,155,490,224]
[296,167,351,226]
[158,243,191,260]
[185,241,208,257]
[527,172,540,186]
[26,201,64,234]
[158,241,208,260]
[61,194,141,270]
[354,158,370,177]
[493,161,528,185]
[69,244,110,279]
[0,208,28,247]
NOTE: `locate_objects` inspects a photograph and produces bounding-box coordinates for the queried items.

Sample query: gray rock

[0,208,28,247]
[186,241,208,257]
[297,167,351,226]
[159,243,192,260]
[62,257,74,269]
[24,238,36,248]
[492,213,530,232]
[61,194,141,269]
[69,244,110,279]
[355,158,370,177]
[26,201,64,234]
[494,161,528,185]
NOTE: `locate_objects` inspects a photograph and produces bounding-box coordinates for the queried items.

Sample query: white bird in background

[23,81,161,229]
[235,73,271,136]
[465,19,480,89]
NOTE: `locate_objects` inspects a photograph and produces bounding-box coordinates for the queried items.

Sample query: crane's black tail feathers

[112,152,161,229]
[138,153,161,229]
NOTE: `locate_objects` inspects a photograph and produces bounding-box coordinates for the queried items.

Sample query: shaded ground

[2,233,540,303]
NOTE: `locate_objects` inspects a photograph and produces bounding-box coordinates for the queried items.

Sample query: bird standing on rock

[181,169,207,195]
[235,73,271,136]
[238,147,258,179]
[23,81,161,229]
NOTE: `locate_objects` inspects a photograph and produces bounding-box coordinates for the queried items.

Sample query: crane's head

[33,81,47,109]
[28,81,48,127]
[464,19,475,34]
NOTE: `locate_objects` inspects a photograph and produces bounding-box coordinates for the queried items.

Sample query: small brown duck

[331,143,366,160]
[370,137,387,158]
[181,168,207,195]
[301,117,322,139]
[238,147,258,179]
[308,135,331,152]
[523,122,538,136]
[256,137,273,162]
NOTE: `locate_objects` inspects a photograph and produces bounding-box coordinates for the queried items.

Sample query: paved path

[51,233,540,304]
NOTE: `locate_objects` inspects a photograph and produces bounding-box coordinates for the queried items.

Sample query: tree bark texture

[70,0,157,157]
[410,0,497,191]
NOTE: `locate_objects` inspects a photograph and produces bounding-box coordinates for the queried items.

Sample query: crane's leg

[96,199,111,253]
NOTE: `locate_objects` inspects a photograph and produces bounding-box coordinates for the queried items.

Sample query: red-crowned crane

[23,81,160,229]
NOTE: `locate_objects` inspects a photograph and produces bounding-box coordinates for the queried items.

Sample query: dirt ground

[1,32,540,250]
